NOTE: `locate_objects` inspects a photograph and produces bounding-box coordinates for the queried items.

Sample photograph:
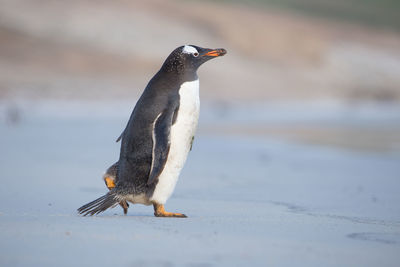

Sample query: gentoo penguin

[78,45,226,217]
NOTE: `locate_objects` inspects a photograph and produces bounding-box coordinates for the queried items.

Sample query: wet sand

[0,101,399,266]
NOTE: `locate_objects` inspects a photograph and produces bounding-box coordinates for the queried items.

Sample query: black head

[161,45,227,77]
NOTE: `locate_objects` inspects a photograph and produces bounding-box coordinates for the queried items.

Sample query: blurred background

[1,1,400,266]
[1,0,400,151]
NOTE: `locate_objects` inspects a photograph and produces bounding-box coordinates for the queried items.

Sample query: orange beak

[203,48,227,57]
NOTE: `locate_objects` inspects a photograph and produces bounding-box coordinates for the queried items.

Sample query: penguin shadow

[78,212,154,218]
[112,214,154,218]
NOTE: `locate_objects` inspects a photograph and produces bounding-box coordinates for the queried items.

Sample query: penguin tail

[77,192,119,216]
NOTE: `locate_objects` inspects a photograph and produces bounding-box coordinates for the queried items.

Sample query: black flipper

[77,192,119,216]
[147,107,176,185]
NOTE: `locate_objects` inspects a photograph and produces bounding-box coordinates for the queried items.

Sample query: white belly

[150,79,200,204]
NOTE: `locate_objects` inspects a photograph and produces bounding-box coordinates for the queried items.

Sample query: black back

[114,45,225,195]
[116,46,197,195]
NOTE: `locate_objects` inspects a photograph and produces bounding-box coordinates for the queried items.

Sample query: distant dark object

[5,105,21,125]
[78,45,226,217]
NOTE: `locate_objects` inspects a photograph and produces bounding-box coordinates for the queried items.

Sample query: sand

[0,101,399,266]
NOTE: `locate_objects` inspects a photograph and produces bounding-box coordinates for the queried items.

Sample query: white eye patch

[182,45,198,55]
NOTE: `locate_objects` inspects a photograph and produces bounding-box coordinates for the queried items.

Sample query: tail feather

[77,192,119,216]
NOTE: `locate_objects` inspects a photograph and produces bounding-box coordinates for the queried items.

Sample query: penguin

[78,45,227,217]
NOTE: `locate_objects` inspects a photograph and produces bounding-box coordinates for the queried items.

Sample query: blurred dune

[1,0,400,102]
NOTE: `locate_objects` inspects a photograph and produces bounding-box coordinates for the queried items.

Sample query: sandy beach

[1,0,400,266]
[0,101,399,266]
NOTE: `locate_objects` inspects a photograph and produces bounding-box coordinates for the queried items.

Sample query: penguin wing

[147,107,177,185]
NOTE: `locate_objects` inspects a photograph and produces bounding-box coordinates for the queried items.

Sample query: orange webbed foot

[153,203,187,218]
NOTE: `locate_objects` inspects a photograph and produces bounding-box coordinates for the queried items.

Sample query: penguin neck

[159,68,198,83]
[160,59,199,81]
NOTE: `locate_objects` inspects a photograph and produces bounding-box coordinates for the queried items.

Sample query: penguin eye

[193,52,199,57]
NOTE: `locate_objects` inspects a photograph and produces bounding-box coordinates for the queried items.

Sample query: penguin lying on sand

[78,45,226,217]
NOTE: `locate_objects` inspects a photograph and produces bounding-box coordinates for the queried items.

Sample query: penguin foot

[104,176,116,189]
[119,201,129,215]
[153,203,187,218]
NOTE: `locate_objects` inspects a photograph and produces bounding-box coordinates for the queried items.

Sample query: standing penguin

[78,45,226,217]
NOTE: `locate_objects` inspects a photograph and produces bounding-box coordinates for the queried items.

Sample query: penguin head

[161,45,227,75]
